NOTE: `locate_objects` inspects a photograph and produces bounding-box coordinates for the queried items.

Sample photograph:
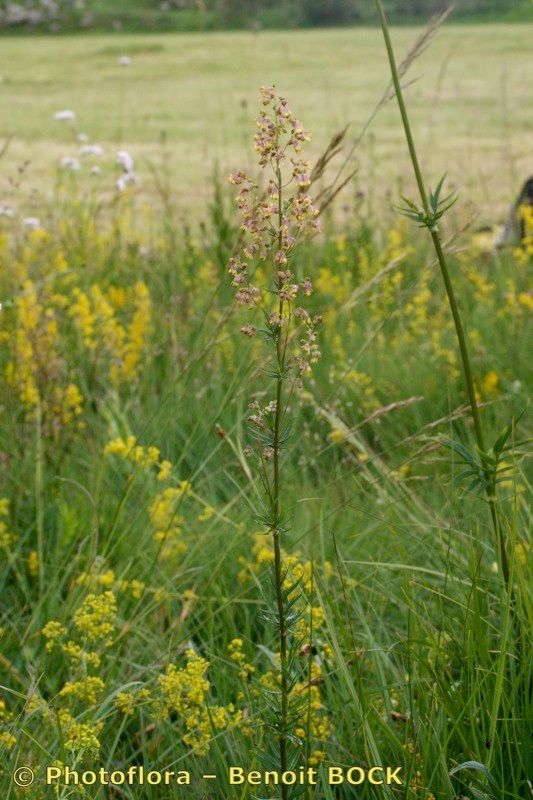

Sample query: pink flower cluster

[228,86,322,376]
[228,87,320,314]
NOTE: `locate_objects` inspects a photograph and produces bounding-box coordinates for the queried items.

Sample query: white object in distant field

[59,156,81,171]
[116,172,137,192]
[116,150,134,173]
[79,144,104,157]
[0,205,14,218]
[118,55,131,66]
[54,109,76,122]
[23,217,42,230]
[91,165,102,175]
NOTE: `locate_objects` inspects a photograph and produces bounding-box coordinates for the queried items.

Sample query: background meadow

[0,7,531,800]
[0,24,532,218]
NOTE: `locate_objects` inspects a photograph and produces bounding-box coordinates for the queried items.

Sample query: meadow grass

[0,170,531,798]
[0,24,532,219]
[0,22,531,800]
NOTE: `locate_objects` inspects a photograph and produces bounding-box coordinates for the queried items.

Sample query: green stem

[271,163,289,798]
[35,403,45,598]
[273,371,289,789]
[373,0,510,587]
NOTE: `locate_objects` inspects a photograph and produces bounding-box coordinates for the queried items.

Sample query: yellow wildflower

[157,459,172,481]
[0,732,16,750]
[60,677,105,705]
[197,505,215,522]
[115,692,136,716]
[482,370,499,396]
[73,591,117,645]
[28,550,39,576]
[42,620,67,651]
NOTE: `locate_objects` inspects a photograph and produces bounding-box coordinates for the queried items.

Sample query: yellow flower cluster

[499,278,533,315]
[75,562,155,602]
[465,267,495,303]
[0,498,17,549]
[257,659,332,758]
[295,604,326,643]
[4,281,84,431]
[104,434,170,477]
[403,268,433,339]
[154,649,240,756]
[114,688,152,716]
[227,638,256,680]
[28,549,39,576]
[68,281,152,386]
[384,220,412,263]
[57,708,104,756]
[158,651,210,713]
[76,566,116,590]
[121,281,151,382]
[40,605,115,755]
[42,620,68,651]
[237,534,333,756]
[6,285,49,402]
[0,731,17,750]
[73,591,117,646]
[59,676,106,705]
[198,505,215,522]
[149,486,189,557]
[316,266,350,305]
[104,436,214,560]
[328,426,346,444]
[38,583,138,757]
[115,691,136,716]
[0,697,16,750]
[363,224,409,329]
[482,369,499,396]
[293,663,332,742]
[241,534,332,598]
[43,593,118,667]
[0,223,155,447]
[248,533,275,567]
[62,641,101,669]
[514,542,530,566]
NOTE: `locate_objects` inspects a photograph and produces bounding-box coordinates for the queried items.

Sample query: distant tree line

[0,0,529,32]
[213,0,528,27]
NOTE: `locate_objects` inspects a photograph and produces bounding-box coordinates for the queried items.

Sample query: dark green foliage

[0,0,530,34]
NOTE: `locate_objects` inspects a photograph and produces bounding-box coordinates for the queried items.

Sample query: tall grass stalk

[372,0,511,587]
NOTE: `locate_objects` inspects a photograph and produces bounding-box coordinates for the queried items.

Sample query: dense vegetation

[0,17,531,800]
[0,117,531,800]
[0,0,531,33]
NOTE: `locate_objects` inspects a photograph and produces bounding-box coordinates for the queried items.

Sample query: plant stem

[373,0,510,587]
[271,163,289,797]
[35,402,45,598]
[273,371,289,791]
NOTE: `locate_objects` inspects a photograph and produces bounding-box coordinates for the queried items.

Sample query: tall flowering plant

[228,87,323,793]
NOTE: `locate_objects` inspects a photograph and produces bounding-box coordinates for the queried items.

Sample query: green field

[0,21,531,800]
[1,24,532,220]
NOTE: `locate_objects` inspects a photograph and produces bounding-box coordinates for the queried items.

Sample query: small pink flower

[301,278,313,296]
[241,324,257,337]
